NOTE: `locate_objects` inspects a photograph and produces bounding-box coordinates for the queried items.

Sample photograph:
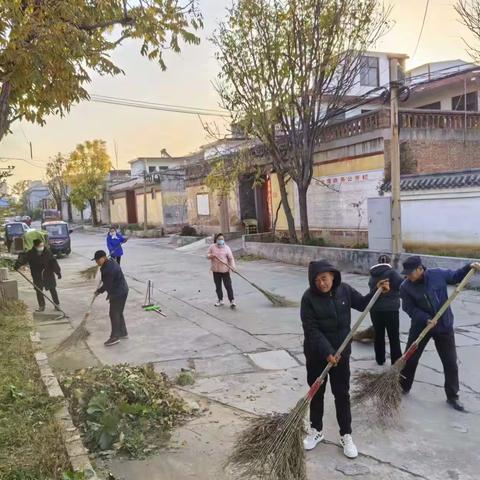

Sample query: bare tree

[214,0,389,240]
[456,1,480,58]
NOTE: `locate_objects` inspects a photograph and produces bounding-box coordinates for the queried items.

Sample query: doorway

[126,190,138,224]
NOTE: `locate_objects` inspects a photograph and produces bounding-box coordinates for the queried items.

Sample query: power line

[411,0,430,60]
[90,94,230,117]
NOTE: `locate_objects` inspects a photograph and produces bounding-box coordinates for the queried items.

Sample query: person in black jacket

[399,256,480,411]
[301,259,389,458]
[368,255,403,365]
[93,250,129,347]
[15,239,62,312]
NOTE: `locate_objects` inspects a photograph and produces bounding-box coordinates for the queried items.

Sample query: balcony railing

[319,108,480,143]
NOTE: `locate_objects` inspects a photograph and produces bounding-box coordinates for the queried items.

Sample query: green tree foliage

[213,0,389,240]
[11,179,31,212]
[66,139,112,225]
[0,1,203,141]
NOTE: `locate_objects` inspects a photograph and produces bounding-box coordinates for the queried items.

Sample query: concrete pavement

[16,231,480,480]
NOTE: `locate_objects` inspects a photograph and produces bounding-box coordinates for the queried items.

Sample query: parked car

[41,221,72,255]
[21,215,32,226]
[42,209,61,222]
[4,222,31,252]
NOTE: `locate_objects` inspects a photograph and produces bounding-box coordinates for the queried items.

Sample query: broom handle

[212,255,247,280]
[403,267,476,361]
[307,287,383,400]
[15,268,68,316]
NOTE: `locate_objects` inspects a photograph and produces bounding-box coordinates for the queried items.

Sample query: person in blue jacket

[399,256,480,411]
[106,226,126,264]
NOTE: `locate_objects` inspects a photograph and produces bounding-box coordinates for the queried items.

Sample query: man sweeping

[93,250,129,347]
[301,259,389,458]
[399,256,480,411]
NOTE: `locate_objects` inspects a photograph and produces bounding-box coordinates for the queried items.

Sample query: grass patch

[237,254,264,262]
[0,300,70,480]
[175,370,195,386]
[60,364,194,459]
[404,242,478,259]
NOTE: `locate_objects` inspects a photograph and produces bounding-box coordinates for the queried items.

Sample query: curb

[30,326,99,479]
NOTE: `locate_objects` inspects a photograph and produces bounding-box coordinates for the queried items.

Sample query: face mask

[217,239,225,246]
[36,247,44,253]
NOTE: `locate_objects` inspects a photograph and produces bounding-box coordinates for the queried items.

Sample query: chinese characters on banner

[322,173,369,185]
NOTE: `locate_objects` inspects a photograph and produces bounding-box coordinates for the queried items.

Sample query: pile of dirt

[60,364,193,459]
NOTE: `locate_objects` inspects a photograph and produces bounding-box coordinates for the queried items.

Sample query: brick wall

[384,139,480,178]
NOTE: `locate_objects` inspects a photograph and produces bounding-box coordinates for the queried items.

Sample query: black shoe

[376,360,385,366]
[104,337,120,347]
[35,306,45,312]
[447,398,466,412]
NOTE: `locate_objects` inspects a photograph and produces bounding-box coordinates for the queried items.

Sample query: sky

[0,0,476,185]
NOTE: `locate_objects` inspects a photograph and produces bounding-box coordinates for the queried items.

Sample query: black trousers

[370,310,402,365]
[36,286,59,308]
[400,329,459,400]
[109,294,128,339]
[307,356,352,436]
[213,272,234,302]
[113,256,121,264]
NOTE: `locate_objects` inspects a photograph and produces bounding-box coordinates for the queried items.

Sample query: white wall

[294,169,384,229]
[130,159,184,177]
[401,191,480,246]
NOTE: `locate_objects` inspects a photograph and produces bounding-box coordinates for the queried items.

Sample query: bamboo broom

[54,291,98,353]
[354,267,477,424]
[227,286,384,479]
[213,255,297,307]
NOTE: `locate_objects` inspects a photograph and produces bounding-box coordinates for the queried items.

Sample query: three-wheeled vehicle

[4,222,31,252]
[40,221,72,255]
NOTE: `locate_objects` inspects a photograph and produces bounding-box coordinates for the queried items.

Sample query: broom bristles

[54,313,91,353]
[252,282,298,308]
[227,397,308,479]
[79,265,99,280]
[353,357,406,423]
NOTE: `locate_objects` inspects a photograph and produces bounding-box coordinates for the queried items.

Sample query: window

[451,92,478,111]
[148,166,156,173]
[159,166,168,171]
[196,193,210,216]
[418,102,441,110]
[360,56,379,87]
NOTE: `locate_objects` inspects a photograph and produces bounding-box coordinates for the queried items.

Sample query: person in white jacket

[207,233,236,308]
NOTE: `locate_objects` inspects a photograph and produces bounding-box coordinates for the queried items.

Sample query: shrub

[180,225,197,237]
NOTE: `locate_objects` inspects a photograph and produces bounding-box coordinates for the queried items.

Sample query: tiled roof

[383,169,480,191]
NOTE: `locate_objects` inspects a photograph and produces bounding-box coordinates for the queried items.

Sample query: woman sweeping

[368,255,403,365]
[107,226,126,264]
[207,233,236,309]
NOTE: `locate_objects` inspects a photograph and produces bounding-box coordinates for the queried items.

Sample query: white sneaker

[340,434,358,459]
[214,300,224,307]
[303,427,324,451]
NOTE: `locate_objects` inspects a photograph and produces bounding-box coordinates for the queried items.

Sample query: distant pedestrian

[15,239,62,312]
[399,256,480,411]
[107,226,126,264]
[207,233,236,308]
[93,250,129,347]
[301,260,390,458]
[368,254,403,365]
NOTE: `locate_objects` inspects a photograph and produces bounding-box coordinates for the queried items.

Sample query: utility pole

[389,57,402,268]
[143,159,148,233]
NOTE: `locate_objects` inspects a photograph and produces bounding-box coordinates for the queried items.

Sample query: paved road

[17,231,480,480]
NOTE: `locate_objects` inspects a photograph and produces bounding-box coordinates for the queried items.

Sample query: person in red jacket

[207,233,236,308]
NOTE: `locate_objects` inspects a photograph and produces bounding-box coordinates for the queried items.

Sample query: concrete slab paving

[247,349,299,370]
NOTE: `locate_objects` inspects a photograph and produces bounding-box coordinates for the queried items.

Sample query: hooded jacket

[400,264,470,334]
[97,259,129,299]
[368,263,403,312]
[301,259,375,361]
